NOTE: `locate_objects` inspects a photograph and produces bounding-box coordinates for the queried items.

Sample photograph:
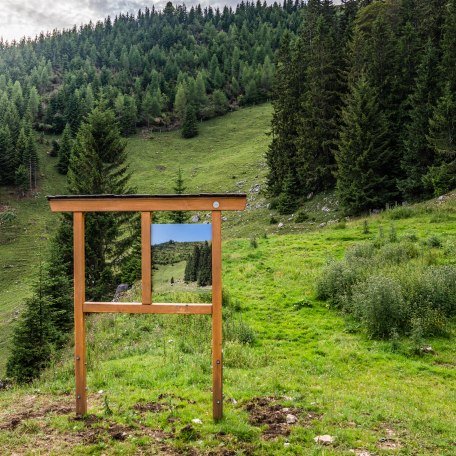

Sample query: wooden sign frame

[47,194,247,421]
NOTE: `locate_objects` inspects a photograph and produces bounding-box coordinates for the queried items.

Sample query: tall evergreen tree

[399,41,439,199]
[0,126,16,185]
[181,105,198,138]
[170,167,187,223]
[335,74,396,214]
[57,123,73,175]
[68,106,135,300]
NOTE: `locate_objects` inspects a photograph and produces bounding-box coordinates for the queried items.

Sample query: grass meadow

[0,104,455,454]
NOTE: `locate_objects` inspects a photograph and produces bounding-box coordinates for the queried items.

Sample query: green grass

[0,105,455,454]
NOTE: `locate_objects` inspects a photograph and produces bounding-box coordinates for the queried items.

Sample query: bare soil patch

[244,396,318,440]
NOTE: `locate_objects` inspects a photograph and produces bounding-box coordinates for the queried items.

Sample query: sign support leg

[74,212,87,416]
[212,211,223,421]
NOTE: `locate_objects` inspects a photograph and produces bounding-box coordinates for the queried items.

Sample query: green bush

[316,260,363,308]
[426,235,442,248]
[351,275,406,339]
[387,206,414,220]
[377,242,420,265]
[295,210,309,223]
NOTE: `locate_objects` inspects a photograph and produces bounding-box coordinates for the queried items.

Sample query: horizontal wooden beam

[48,194,246,212]
[83,302,212,314]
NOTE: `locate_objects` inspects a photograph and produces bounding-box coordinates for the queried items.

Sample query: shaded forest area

[267,0,456,215]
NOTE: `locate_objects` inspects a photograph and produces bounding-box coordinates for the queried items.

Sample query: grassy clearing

[0,194,455,454]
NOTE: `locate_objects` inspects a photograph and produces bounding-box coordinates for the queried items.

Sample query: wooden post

[73,212,87,416]
[212,210,223,420]
[141,212,152,305]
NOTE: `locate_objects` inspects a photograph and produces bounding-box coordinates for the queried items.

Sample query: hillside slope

[0,104,273,374]
[0,193,455,454]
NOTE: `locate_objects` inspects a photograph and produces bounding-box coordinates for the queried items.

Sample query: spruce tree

[399,41,439,199]
[0,126,16,185]
[266,31,301,196]
[57,123,73,175]
[68,106,135,300]
[181,105,198,139]
[170,167,187,223]
[335,74,396,214]
[424,0,456,195]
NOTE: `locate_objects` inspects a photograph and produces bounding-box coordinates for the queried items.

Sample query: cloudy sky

[0,0,239,42]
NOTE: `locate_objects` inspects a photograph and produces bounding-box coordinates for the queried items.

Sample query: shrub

[377,242,420,265]
[295,210,309,223]
[345,243,376,261]
[250,237,258,248]
[387,206,414,220]
[351,275,406,339]
[0,210,16,225]
[316,260,363,308]
[426,235,442,248]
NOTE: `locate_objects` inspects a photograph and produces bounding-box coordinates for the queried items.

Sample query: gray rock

[322,206,330,212]
[314,435,334,445]
[319,222,326,228]
[250,184,261,193]
[116,284,129,293]
[278,222,284,228]
[222,216,228,221]
[191,214,200,223]
[307,192,314,199]
[286,414,298,424]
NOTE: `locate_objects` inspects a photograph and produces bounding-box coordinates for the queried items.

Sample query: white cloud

[2,0,332,43]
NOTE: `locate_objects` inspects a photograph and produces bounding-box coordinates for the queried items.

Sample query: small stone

[286,414,298,424]
[314,435,334,445]
[420,345,434,354]
[98,390,104,395]
[319,222,326,228]
[278,222,284,228]
[222,216,228,221]
[307,192,314,199]
[322,206,330,212]
[284,442,290,447]
[191,214,200,223]
[191,418,202,424]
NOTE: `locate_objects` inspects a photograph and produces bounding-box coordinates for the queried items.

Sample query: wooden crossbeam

[48,194,246,212]
[83,302,212,314]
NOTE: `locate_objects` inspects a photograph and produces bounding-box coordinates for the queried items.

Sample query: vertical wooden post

[141,212,152,305]
[212,210,223,421]
[73,212,87,416]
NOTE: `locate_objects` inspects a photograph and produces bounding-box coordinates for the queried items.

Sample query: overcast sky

[0,0,242,42]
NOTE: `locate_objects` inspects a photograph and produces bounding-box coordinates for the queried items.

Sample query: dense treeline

[0,82,40,192]
[267,0,456,215]
[0,2,306,155]
[184,242,212,286]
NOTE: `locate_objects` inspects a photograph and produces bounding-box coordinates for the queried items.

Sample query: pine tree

[0,126,16,185]
[57,123,73,175]
[335,74,396,214]
[181,105,198,139]
[68,106,135,300]
[296,5,342,194]
[399,41,439,199]
[174,83,187,121]
[424,0,456,195]
[425,83,456,195]
[6,275,54,383]
[171,167,187,223]
[15,165,29,196]
[266,31,301,196]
